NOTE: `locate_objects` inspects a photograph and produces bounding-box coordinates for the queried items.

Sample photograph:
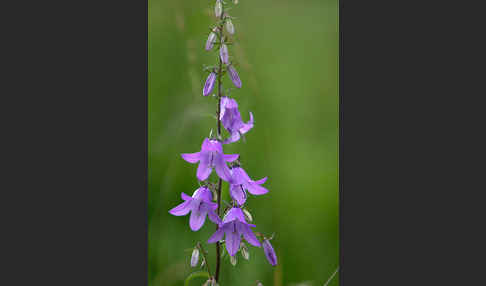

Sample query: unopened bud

[225,18,235,35]
[241,243,250,260]
[243,208,253,222]
[233,0,239,4]
[190,247,199,267]
[219,44,229,64]
[230,254,237,266]
[227,65,241,88]
[214,0,223,18]
[205,29,217,51]
[256,282,263,286]
[203,72,216,96]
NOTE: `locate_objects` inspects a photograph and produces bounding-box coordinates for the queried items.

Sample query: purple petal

[229,184,246,205]
[253,176,267,185]
[195,187,213,202]
[223,153,239,162]
[168,200,192,216]
[242,224,261,247]
[246,182,269,195]
[263,239,277,266]
[207,210,222,225]
[224,207,247,223]
[181,192,192,201]
[220,44,229,64]
[189,208,207,231]
[227,65,241,88]
[181,152,200,163]
[196,161,212,181]
[225,223,241,256]
[207,227,225,243]
[214,155,231,181]
[203,72,216,96]
[239,112,254,134]
[223,131,241,144]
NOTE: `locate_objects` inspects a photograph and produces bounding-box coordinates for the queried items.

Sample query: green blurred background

[149,0,338,285]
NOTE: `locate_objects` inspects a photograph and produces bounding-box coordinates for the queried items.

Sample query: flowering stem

[215,8,225,283]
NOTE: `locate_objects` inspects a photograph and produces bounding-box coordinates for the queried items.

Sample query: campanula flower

[169,187,222,231]
[181,138,239,181]
[229,166,268,205]
[203,72,216,96]
[207,207,261,256]
[227,65,241,88]
[263,239,277,266]
[219,97,254,144]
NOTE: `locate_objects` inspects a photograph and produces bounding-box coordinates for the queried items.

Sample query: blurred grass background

[148,0,338,285]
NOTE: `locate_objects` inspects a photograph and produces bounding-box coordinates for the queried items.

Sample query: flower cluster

[169,0,277,283]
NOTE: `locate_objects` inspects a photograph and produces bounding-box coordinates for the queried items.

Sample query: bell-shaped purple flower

[263,239,277,266]
[203,72,216,96]
[220,43,229,64]
[227,65,241,88]
[169,187,222,231]
[219,97,254,144]
[229,166,268,205]
[205,28,217,51]
[207,207,261,256]
[181,138,239,181]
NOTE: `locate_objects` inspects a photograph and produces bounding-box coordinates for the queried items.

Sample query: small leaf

[184,271,210,286]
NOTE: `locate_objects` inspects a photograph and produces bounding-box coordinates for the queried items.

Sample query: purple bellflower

[220,97,254,144]
[263,239,277,266]
[181,138,239,181]
[227,65,241,88]
[207,207,261,256]
[203,72,216,96]
[229,166,268,205]
[169,186,222,231]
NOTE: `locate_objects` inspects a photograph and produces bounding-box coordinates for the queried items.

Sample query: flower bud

[241,243,250,260]
[243,208,253,222]
[205,29,217,51]
[225,18,235,35]
[256,282,263,286]
[227,65,241,88]
[190,247,199,267]
[263,239,277,266]
[220,44,229,64]
[230,254,237,266]
[203,72,216,96]
[233,0,239,4]
[215,0,223,18]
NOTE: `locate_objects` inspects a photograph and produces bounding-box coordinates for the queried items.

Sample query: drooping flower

[203,72,216,96]
[220,43,229,64]
[219,97,254,144]
[207,207,261,256]
[181,138,239,181]
[169,187,221,231]
[227,65,241,88]
[262,239,277,266]
[229,166,268,205]
[214,0,223,18]
[205,28,218,51]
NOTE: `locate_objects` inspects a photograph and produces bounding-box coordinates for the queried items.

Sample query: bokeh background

[148,0,338,285]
